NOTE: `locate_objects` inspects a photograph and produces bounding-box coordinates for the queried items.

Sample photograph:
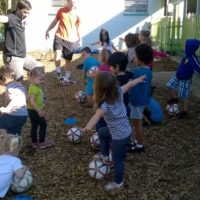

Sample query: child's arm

[13,166,29,184]
[0,15,8,23]
[91,40,101,46]
[122,75,146,93]
[82,108,105,132]
[28,94,45,117]
[112,44,118,52]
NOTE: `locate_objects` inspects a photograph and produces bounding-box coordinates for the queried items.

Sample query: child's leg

[111,136,130,184]
[28,110,39,143]
[133,119,144,144]
[98,126,111,156]
[86,95,93,107]
[38,117,47,143]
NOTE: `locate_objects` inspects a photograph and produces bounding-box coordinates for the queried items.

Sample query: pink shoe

[31,141,39,148]
[39,140,54,149]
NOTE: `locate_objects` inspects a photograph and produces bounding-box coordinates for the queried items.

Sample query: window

[49,0,66,15]
[124,0,149,15]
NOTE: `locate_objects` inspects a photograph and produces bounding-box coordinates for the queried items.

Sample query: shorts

[85,81,94,95]
[166,76,192,99]
[0,114,27,135]
[130,105,145,119]
[53,35,74,60]
[3,54,43,81]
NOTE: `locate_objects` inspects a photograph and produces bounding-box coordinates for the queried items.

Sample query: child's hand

[137,75,146,83]
[38,109,45,117]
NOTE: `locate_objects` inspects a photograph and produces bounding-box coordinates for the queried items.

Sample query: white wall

[25,0,164,51]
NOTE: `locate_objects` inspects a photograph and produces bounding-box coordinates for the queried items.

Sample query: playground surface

[1,52,200,200]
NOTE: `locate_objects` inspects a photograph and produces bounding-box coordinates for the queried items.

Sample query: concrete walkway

[153,71,200,98]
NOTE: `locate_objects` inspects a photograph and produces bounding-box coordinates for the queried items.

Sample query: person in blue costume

[166,39,200,119]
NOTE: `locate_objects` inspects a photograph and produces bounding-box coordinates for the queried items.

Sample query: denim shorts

[130,105,145,119]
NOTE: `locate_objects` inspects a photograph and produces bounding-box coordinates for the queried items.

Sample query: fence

[151,14,200,56]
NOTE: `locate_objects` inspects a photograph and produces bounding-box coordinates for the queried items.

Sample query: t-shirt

[129,67,152,106]
[28,84,44,110]
[55,7,80,42]
[5,81,28,116]
[0,155,23,198]
[101,87,132,140]
[4,13,26,58]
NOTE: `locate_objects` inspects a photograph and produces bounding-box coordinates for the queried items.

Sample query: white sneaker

[93,152,109,162]
[104,181,123,191]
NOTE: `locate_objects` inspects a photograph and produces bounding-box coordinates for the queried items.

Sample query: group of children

[0,27,200,195]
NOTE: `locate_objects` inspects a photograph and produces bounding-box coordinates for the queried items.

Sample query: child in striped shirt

[83,71,145,191]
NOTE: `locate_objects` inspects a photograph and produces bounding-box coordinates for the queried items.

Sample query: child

[129,43,153,153]
[28,67,54,148]
[139,30,168,70]
[0,132,28,199]
[82,71,145,191]
[91,28,118,53]
[166,38,200,119]
[80,47,100,107]
[98,49,112,72]
[124,33,139,73]
[96,51,132,131]
[0,67,28,135]
[143,97,164,126]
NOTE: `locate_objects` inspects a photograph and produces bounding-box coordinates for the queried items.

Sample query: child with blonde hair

[0,66,28,135]
[99,49,112,72]
[28,67,54,149]
[0,132,29,198]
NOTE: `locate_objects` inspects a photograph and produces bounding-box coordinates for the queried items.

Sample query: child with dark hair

[166,38,200,119]
[91,28,118,53]
[82,72,145,191]
[80,47,100,107]
[124,33,140,72]
[129,43,153,153]
[0,67,28,135]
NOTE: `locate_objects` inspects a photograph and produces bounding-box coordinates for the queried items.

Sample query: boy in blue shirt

[81,47,100,107]
[129,43,153,153]
[166,39,200,119]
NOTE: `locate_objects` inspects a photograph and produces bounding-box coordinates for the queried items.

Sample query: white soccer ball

[166,103,180,116]
[67,127,83,142]
[88,159,110,180]
[11,169,33,193]
[88,66,99,76]
[75,91,87,103]
[90,132,100,149]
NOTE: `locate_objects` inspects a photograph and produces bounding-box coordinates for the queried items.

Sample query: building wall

[26,0,164,51]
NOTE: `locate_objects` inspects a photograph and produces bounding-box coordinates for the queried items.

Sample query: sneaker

[94,152,109,162]
[129,144,145,153]
[31,141,39,148]
[39,140,54,149]
[104,181,123,191]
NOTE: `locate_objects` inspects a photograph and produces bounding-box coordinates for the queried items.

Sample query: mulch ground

[2,52,200,200]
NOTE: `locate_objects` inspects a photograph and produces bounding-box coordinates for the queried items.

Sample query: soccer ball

[88,159,110,180]
[90,132,100,149]
[67,127,83,143]
[88,66,99,76]
[166,103,180,116]
[75,91,87,103]
[11,169,33,193]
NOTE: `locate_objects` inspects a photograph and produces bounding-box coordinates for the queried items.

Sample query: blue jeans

[98,126,130,184]
[0,114,27,135]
